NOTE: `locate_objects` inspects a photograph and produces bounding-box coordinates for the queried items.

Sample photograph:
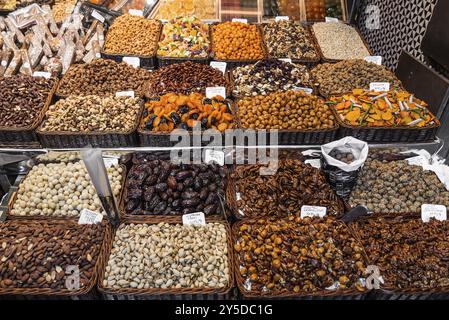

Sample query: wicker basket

[226,166,345,220]
[232,218,369,300]
[36,100,144,149]
[97,216,235,300]
[348,216,449,300]
[310,23,373,63]
[0,79,58,146]
[210,23,268,70]
[101,21,162,70]
[330,105,440,143]
[0,219,112,300]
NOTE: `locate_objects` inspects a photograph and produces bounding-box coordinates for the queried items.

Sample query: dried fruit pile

[329,89,437,127]
[234,216,367,295]
[140,93,233,132]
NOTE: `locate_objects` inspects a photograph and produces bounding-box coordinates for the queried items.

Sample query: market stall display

[157,16,210,65]
[261,20,319,62]
[231,59,314,97]
[227,160,343,219]
[9,161,123,218]
[233,216,368,298]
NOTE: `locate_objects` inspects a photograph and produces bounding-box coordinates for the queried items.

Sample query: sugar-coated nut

[103,222,229,289]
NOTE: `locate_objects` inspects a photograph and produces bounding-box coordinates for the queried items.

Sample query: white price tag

[115,91,135,98]
[33,71,51,79]
[293,86,313,94]
[91,10,105,23]
[364,56,382,65]
[278,58,292,64]
[300,205,327,218]
[206,86,226,99]
[122,56,140,68]
[370,82,390,92]
[103,158,118,168]
[205,149,225,166]
[182,212,206,226]
[210,61,227,74]
[78,209,103,225]
[128,9,143,16]
[275,16,289,21]
[325,17,339,23]
[305,159,321,169]
[232,18,248,23]
[421,204,447,223]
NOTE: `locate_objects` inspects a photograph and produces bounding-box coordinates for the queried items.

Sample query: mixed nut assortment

[158,16,210,58]
[349,160,449,214]
[140,92,233,132]
[312,23,370,60]
[125,160,226,216]
[39,96,142,133]
[353,218,449,290]
[262,21,318,61]
[234,216,367,294]
[145,61,229,97]
[57,59,151,97]
[0,75,55,128]
[0,220,106,290]
[231,160,343,218]
[212,22,265,61]
[237,91,336,130]
[10,161,123,218]
[103,221,229,290]
[329,89,437,128]
[312,59,403,97]
[103,14,160,57]
[232,59,313,97]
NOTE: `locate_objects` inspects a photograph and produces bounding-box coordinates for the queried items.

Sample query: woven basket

[226,166,345,220]
[210,23,268,70]
[348,216,449,300]
[0,219,112,300]
[101,21,162,70]
[330,104,440,143]
[0,79,58,146]
[310,23,373,63]
[6,165,127,221]
[97,216,235,300]
[232,218,369,300]
[36,100,144,149]
[120,165,228,220]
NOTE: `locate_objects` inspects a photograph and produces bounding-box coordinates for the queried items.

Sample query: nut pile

[140,93,233,132]
[329,149,355,164]
[212,22,264,60]
[0,220,105,290]
[104,14,160,56]
[312,60,402,97]
[329,89,437,128]
[35,151,80,164]
[145,61,229,97]
[353,218,449,290]
[232,59,313,97]
[234,216,367,294]
[0,75,55,128]
[261,21,318,60]
[158,16,209,58]
[125,160,226,216]
[312,23,370,60]
[103,222,229,290]
[349,160,449,214]
[52,0,76,23]
[237,90,336,130]
[232,160,342,218]
[10,161,123,218]
[57,59,151,97]
[39,96,141,133]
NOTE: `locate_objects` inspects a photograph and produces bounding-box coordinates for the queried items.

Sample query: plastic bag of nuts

[233,216,368,298]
